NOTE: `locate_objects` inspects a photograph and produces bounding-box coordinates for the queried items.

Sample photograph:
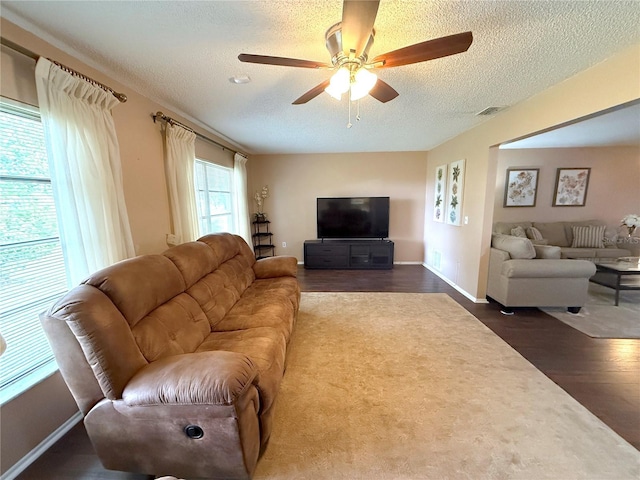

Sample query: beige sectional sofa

[487,234,596,313]
[41,233,300,479]
[493,220,631,258]
[488,219,631,313]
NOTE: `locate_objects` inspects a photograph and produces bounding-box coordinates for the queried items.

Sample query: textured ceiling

[2,1,639,155]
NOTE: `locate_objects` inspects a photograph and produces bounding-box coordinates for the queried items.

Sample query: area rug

[254,292,639,480]
[541,283,640,338]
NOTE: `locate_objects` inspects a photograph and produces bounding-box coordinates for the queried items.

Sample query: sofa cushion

[84,255,186,327]
[595,248,634,258]
[571,225,605,248]
[526,226,544,241]
[501,259,596,278]
[492,234,536,259]
[560,248,597,259]
[532,222,570,247]
[132,293,211,362]
[164,241,218,289]
[197,326,288,415]
[533,245,562,259]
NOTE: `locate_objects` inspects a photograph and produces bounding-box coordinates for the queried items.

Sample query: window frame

[194,159,236,236]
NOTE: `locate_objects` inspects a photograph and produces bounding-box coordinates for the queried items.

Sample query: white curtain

[164,123,199,243]
[233,153,252,247]
[34,58,135,286]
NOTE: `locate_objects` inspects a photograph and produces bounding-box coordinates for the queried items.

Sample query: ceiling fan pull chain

[356,99,361,122]
[347,97,353,128]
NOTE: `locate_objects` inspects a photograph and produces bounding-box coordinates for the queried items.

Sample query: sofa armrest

[122,351,259,407]
[253,255,298,278]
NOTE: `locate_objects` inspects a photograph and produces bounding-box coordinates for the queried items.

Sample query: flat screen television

[317,197,390,239]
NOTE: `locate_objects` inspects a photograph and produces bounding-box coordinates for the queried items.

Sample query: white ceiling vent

[476,106,507,116]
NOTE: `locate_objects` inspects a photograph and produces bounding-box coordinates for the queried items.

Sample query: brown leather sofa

[41,233,300,479]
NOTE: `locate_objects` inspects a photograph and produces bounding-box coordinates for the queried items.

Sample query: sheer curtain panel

[233,153,252,246]
[164,123,199,243]
[34,58,135,286]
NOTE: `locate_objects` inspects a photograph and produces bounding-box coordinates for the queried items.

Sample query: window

[194,159,235,235]
[0,99,68,403]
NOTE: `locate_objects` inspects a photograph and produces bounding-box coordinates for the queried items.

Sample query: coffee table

[587,258,640,306]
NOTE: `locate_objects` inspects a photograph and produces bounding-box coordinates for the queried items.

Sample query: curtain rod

[152,111,242,156]
[0,36,127,103]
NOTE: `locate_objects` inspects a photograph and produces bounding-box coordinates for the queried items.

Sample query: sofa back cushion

[84,255,187,328]
[189,234,257,329]
[491,234,536,259]
[532,222,570,246]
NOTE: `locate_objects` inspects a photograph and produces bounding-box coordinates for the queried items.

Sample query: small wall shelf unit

[304,239,394,270]
[252,219,275,259]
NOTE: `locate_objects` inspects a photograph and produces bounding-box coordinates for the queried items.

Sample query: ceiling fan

[238,0,473,105]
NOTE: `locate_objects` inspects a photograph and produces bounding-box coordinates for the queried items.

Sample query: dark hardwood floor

[16,266,639,479]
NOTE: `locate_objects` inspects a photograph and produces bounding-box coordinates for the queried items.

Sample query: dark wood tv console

[303,239,394,269]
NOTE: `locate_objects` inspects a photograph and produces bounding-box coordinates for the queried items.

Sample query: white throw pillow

[510,226,527,238]
[492,234,536,259]
[526,226,544,241]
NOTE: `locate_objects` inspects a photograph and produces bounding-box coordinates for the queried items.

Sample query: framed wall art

[503,168,539,207]
[433,164,447,222]
[552,167,591,206]
[445,159,465,226]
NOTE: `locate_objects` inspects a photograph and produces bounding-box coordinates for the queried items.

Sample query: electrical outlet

[282,242,287,248]
[464,216,469,225]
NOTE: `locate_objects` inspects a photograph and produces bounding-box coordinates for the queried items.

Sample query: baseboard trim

[1,411,82,480]
[423,264,488,304]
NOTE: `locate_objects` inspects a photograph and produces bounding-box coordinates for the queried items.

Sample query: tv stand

[304,239,394,270]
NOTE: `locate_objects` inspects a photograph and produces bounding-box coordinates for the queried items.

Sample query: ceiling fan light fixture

[350,67,377,101]
[325,66,350,100]
[324,83,344,100]
[330,67,351,92]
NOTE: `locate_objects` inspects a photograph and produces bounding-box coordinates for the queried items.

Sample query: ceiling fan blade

[372,31,473,68]
[292,79,331,105]
[341,0,380,57]
[238,54,330,69]
[369,79,399,103]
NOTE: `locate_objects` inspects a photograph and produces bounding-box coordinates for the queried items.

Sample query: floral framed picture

[503,168,539,207]
[445,159,465,226]
[553,168,591,206]
[433,164,447,222]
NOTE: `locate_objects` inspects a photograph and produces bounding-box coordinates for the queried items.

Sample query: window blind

[0,101,68,397]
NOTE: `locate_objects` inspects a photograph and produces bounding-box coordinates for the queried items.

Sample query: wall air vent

[476,106,506,116]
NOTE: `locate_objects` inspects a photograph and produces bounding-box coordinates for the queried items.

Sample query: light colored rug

[542,283,640,338]
[253,292,639,480]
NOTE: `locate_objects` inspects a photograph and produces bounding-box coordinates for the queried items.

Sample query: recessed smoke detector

[476,106,507,116]
[229,75,251,84]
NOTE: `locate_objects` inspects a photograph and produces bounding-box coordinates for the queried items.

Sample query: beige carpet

[253,292,639,480]
[542,283,640,338]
